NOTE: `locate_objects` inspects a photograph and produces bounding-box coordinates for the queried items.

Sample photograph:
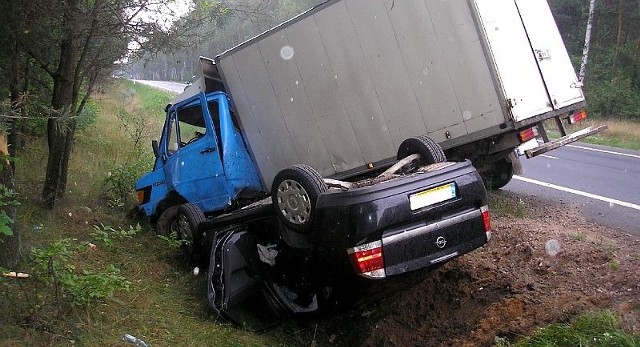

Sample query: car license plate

[409,183,457,210]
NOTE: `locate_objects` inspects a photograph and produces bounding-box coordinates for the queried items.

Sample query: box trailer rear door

[515,0,585,109]
[473,0,584,122]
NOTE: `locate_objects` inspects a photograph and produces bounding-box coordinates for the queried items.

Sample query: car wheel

[271,165,327,233]
[156,205,180,236]
[176,203,206,257]
[397,135,446,165]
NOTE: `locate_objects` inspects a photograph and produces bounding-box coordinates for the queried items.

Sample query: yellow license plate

[409,183,457,210]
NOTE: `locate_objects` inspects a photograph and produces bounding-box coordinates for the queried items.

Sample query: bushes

[104,160,150,209]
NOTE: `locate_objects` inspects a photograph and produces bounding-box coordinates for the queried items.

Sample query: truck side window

[177,104,207,147]
[167,113,180,155]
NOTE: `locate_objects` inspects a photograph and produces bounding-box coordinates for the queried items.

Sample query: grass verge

[498,310,640,347]
[488,191,527,218]
[545,118,640,151]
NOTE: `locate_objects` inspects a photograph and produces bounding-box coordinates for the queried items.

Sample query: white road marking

[540,154,559,160]
[567,144,640,159]
[513,175,640,211]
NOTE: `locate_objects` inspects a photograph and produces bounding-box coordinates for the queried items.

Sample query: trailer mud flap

[207,229,284,330]
[524,125,608,158]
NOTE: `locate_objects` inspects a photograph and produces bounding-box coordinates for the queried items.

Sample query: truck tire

[272,165,328,233]
[156,205,180,236]
[397,135,446,165]
[176,203,206,257]
[484,157,514,190]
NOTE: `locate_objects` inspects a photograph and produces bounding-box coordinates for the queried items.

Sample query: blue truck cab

[136,92,263,221]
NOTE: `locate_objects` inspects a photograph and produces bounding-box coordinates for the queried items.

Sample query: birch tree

[579,0,597,82]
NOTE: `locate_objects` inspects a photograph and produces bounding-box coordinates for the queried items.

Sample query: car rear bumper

[314,160,489,280]
[382,207,488,276]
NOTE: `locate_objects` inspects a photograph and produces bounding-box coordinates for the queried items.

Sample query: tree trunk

[42,0,79,209]
[0,135,19,269]
[579,0,597,82]
[612,0,624,78]
[0,32,22,268]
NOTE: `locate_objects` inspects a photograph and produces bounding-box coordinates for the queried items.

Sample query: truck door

[514,0,584,109]
[473,0,583,122]
[164,95,231,211]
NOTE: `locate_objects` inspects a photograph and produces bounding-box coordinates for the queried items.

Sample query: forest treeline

[127,0,323,82]
[550,0,640,119]
[131,0,640,120]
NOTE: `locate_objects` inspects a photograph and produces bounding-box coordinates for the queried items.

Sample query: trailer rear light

[347,240,386,279]
[480,205,491,240]
[518,127,539,143]
[569,109,587,124]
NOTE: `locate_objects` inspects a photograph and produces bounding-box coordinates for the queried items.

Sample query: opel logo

[435,236,447,249]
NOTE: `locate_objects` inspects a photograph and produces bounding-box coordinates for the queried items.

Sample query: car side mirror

[152,140,159,158]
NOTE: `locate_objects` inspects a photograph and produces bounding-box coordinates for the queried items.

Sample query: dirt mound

[284,194,640,346]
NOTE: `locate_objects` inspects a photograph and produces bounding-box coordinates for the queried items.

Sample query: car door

[163,94,231,212]
[207,228,283,330]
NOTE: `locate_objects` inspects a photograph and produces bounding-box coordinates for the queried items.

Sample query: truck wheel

[156,205,180,236]
[397,135,446,165]
[272,165,327,232]
[176,203,206,257]
[484,157,514,190]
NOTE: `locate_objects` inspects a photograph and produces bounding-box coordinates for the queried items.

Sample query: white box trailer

[179,0,605,189]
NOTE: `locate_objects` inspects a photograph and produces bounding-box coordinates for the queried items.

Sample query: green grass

[544,118,640,151]
[500,310,640,347]
[488,192,527,218]
[126,79,175,116]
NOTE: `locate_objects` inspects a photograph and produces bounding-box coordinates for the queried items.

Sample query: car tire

[397,135,446,165]
[271,165,328,233]
[176,203,206,257]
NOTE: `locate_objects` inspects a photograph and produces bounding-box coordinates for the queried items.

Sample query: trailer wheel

[176,203,206,257]
[397,135,446,165]
[272,165,327,232]
[156,205,180,236]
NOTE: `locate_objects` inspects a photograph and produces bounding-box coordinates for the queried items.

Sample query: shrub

[104,159,151,209]
[30,238,131,307]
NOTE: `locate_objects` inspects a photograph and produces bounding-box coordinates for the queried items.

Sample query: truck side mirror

[152,140,159,158]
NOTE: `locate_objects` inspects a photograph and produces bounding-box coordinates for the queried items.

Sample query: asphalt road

[132,79,185,93]
[505,142,640,235]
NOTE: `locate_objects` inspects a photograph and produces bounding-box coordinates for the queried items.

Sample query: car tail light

[480,205,491,240]
[347,240,386,279]
[569,109,587,124]
[518,127,539,143]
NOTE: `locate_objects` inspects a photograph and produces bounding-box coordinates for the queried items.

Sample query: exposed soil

[280,191,640,346]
